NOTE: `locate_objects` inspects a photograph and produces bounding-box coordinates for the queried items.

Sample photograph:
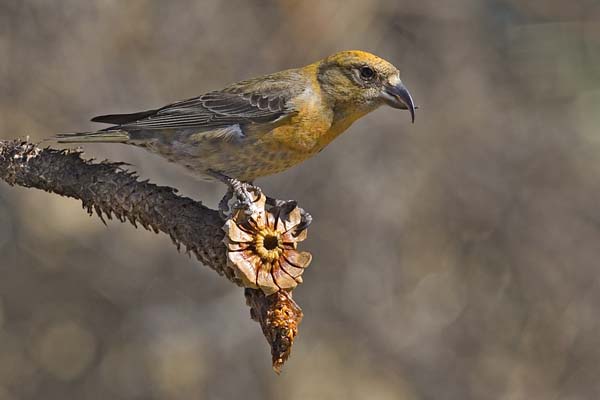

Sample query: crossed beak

[381,81,416,123]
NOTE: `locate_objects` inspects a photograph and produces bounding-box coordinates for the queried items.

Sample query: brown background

[1,1,600,399]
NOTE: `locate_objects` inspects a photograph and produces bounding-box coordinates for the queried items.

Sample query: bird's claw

[209,170,261,219]
[233,182,261,215]
[222,182,261,218]
[293,210,312,236]
[265,197,312,236]
[218,187,234,219]
[210,171,309,233]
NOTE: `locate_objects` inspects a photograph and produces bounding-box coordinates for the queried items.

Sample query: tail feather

[53,130,130,144]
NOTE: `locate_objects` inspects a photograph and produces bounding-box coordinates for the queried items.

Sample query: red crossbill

[56,50,416,183]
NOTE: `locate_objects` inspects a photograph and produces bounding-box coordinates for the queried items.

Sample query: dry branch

[0,139,304,372]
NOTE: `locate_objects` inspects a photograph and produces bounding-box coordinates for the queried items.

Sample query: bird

[56,50,415,179]
[55,50,416,218]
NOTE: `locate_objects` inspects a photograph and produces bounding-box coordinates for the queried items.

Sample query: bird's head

[316,50,416,123]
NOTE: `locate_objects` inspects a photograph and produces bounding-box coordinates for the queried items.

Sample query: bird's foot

[265,197,312,236]
[208,170,261,219]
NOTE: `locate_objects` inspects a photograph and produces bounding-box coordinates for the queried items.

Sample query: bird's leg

[207,170,261,218]
[265,197,312,236]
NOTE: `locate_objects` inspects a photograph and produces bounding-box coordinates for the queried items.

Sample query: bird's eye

[359,66,375,80]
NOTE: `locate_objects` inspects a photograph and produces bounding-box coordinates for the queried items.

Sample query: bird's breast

[261,84,336,154]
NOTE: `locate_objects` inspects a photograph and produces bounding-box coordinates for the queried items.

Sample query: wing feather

[95,69,307,132]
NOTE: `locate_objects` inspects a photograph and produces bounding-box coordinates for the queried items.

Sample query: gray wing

[92,69,306,133]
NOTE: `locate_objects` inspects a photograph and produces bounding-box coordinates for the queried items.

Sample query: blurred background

[1,0,600,399]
